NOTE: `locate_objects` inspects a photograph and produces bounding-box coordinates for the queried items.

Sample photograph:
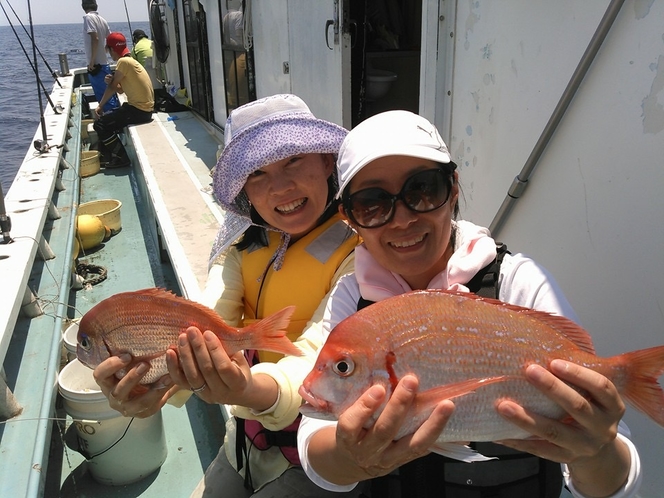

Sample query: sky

[0,0,148,26]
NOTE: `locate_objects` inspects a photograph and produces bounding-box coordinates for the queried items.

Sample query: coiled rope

[75,263,107,286]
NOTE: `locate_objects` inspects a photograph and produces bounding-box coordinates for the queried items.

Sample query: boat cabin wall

[198,0,228,127]
[158,0,228,129]
[159,5,185,94]
[439,3,664,496]
[251,0,291,97]
[153,0,663,495]
[250,0,426,128]
[166,1,427,129]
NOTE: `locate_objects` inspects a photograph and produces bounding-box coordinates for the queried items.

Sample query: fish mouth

[76,349,93,369]
[298,385,328,412]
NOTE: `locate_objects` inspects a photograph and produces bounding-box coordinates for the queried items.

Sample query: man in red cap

[93,32,154,168]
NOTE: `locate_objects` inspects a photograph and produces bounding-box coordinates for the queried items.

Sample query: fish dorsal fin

[525,311,596,355]
[133,287,220,317]
[133,287,178,299]
[417,290,597,355]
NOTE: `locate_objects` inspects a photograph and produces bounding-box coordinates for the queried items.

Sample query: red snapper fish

[299,290,664,461]
[77,288,301,384]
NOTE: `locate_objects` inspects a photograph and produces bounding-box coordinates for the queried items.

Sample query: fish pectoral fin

[129,384,150,397]
[415,376,512,407]
[430,442,496,463]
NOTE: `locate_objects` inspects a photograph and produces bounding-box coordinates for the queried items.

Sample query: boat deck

[128,111,225,302]
[45,105,229,495]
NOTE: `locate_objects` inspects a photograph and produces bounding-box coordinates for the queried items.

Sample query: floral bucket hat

[209,94,348,269]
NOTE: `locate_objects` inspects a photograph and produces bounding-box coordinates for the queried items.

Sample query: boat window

[219,0,255,113]
[183,0,214,121]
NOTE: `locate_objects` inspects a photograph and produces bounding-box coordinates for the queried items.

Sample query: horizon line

[0,19,149,27]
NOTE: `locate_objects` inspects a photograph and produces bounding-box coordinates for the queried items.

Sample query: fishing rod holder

[33,139,64,154]
[0,214,11,244]
[58,53,70,76]
[0,180,12,244]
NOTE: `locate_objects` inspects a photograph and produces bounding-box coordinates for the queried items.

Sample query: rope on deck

[75,263,107,286]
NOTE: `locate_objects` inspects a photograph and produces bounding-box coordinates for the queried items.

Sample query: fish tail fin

[249,305,302,357]
[430,442,497,463]
[619,345,664,427]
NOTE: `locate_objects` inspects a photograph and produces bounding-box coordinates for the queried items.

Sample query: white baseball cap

[336,110,451,198]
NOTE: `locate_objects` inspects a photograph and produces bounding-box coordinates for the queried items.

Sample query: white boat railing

[0,74,83,497]
[0,75,76,400]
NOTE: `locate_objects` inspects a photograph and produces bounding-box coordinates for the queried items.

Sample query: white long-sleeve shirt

[297,228,642,497]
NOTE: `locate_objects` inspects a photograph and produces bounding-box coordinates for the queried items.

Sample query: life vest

[237,213,358,473]
[362,243,565,498]
[241,213,358,362]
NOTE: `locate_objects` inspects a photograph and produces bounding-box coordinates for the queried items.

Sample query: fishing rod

[123,0,133,39]
[4,0,62,86]
[27,0,51,153]
[0,1,63,118]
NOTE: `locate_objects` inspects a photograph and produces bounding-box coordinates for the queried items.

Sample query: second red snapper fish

[77,288,301,384]
[299,290,664,461]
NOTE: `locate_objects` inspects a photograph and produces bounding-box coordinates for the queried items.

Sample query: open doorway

[350,0,422,127]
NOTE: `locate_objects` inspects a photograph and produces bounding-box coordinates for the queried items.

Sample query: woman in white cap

[93,94,362,497]
[297,111,641,498]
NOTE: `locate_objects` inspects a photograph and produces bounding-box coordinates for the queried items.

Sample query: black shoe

[105,156,131,168]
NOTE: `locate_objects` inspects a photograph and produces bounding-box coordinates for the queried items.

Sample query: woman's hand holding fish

[308,375,454,485]
[167,327,280,411]
[93,355,178,418]
[496,359,631,497]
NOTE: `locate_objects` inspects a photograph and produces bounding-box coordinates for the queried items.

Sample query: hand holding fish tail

[170,327,249,404]
[170,327,280,411]
[496,360,631,497]
[93,354,178,418]
[308,375,454,484]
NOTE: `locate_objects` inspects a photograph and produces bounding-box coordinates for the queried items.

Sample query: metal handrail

[26,87,82,497]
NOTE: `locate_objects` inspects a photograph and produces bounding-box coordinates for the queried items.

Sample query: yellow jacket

[202,212,358,429]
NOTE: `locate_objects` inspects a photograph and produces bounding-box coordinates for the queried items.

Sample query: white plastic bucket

[62,320,79,362]
[57,359,168,485]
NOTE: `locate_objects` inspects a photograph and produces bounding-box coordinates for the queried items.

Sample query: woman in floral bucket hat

[92,95,361,497]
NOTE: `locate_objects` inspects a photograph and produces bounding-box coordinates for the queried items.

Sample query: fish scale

[76,288,301,384]
[300,289,664,451]
[378,325,577,442]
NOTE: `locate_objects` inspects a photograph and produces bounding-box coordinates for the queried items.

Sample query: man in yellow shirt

[93,32,154,168]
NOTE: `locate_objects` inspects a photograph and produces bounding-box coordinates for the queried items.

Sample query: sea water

[0,21,150,194]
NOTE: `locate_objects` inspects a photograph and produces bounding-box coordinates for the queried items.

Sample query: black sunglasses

[342,167,453,229]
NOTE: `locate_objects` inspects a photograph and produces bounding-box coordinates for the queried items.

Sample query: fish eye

[79,334,92,351]
[332,356,354,377]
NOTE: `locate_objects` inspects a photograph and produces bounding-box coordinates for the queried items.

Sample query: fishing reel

[33,139,64,154]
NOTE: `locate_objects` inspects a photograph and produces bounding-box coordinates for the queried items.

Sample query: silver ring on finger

[191,383,207,394]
